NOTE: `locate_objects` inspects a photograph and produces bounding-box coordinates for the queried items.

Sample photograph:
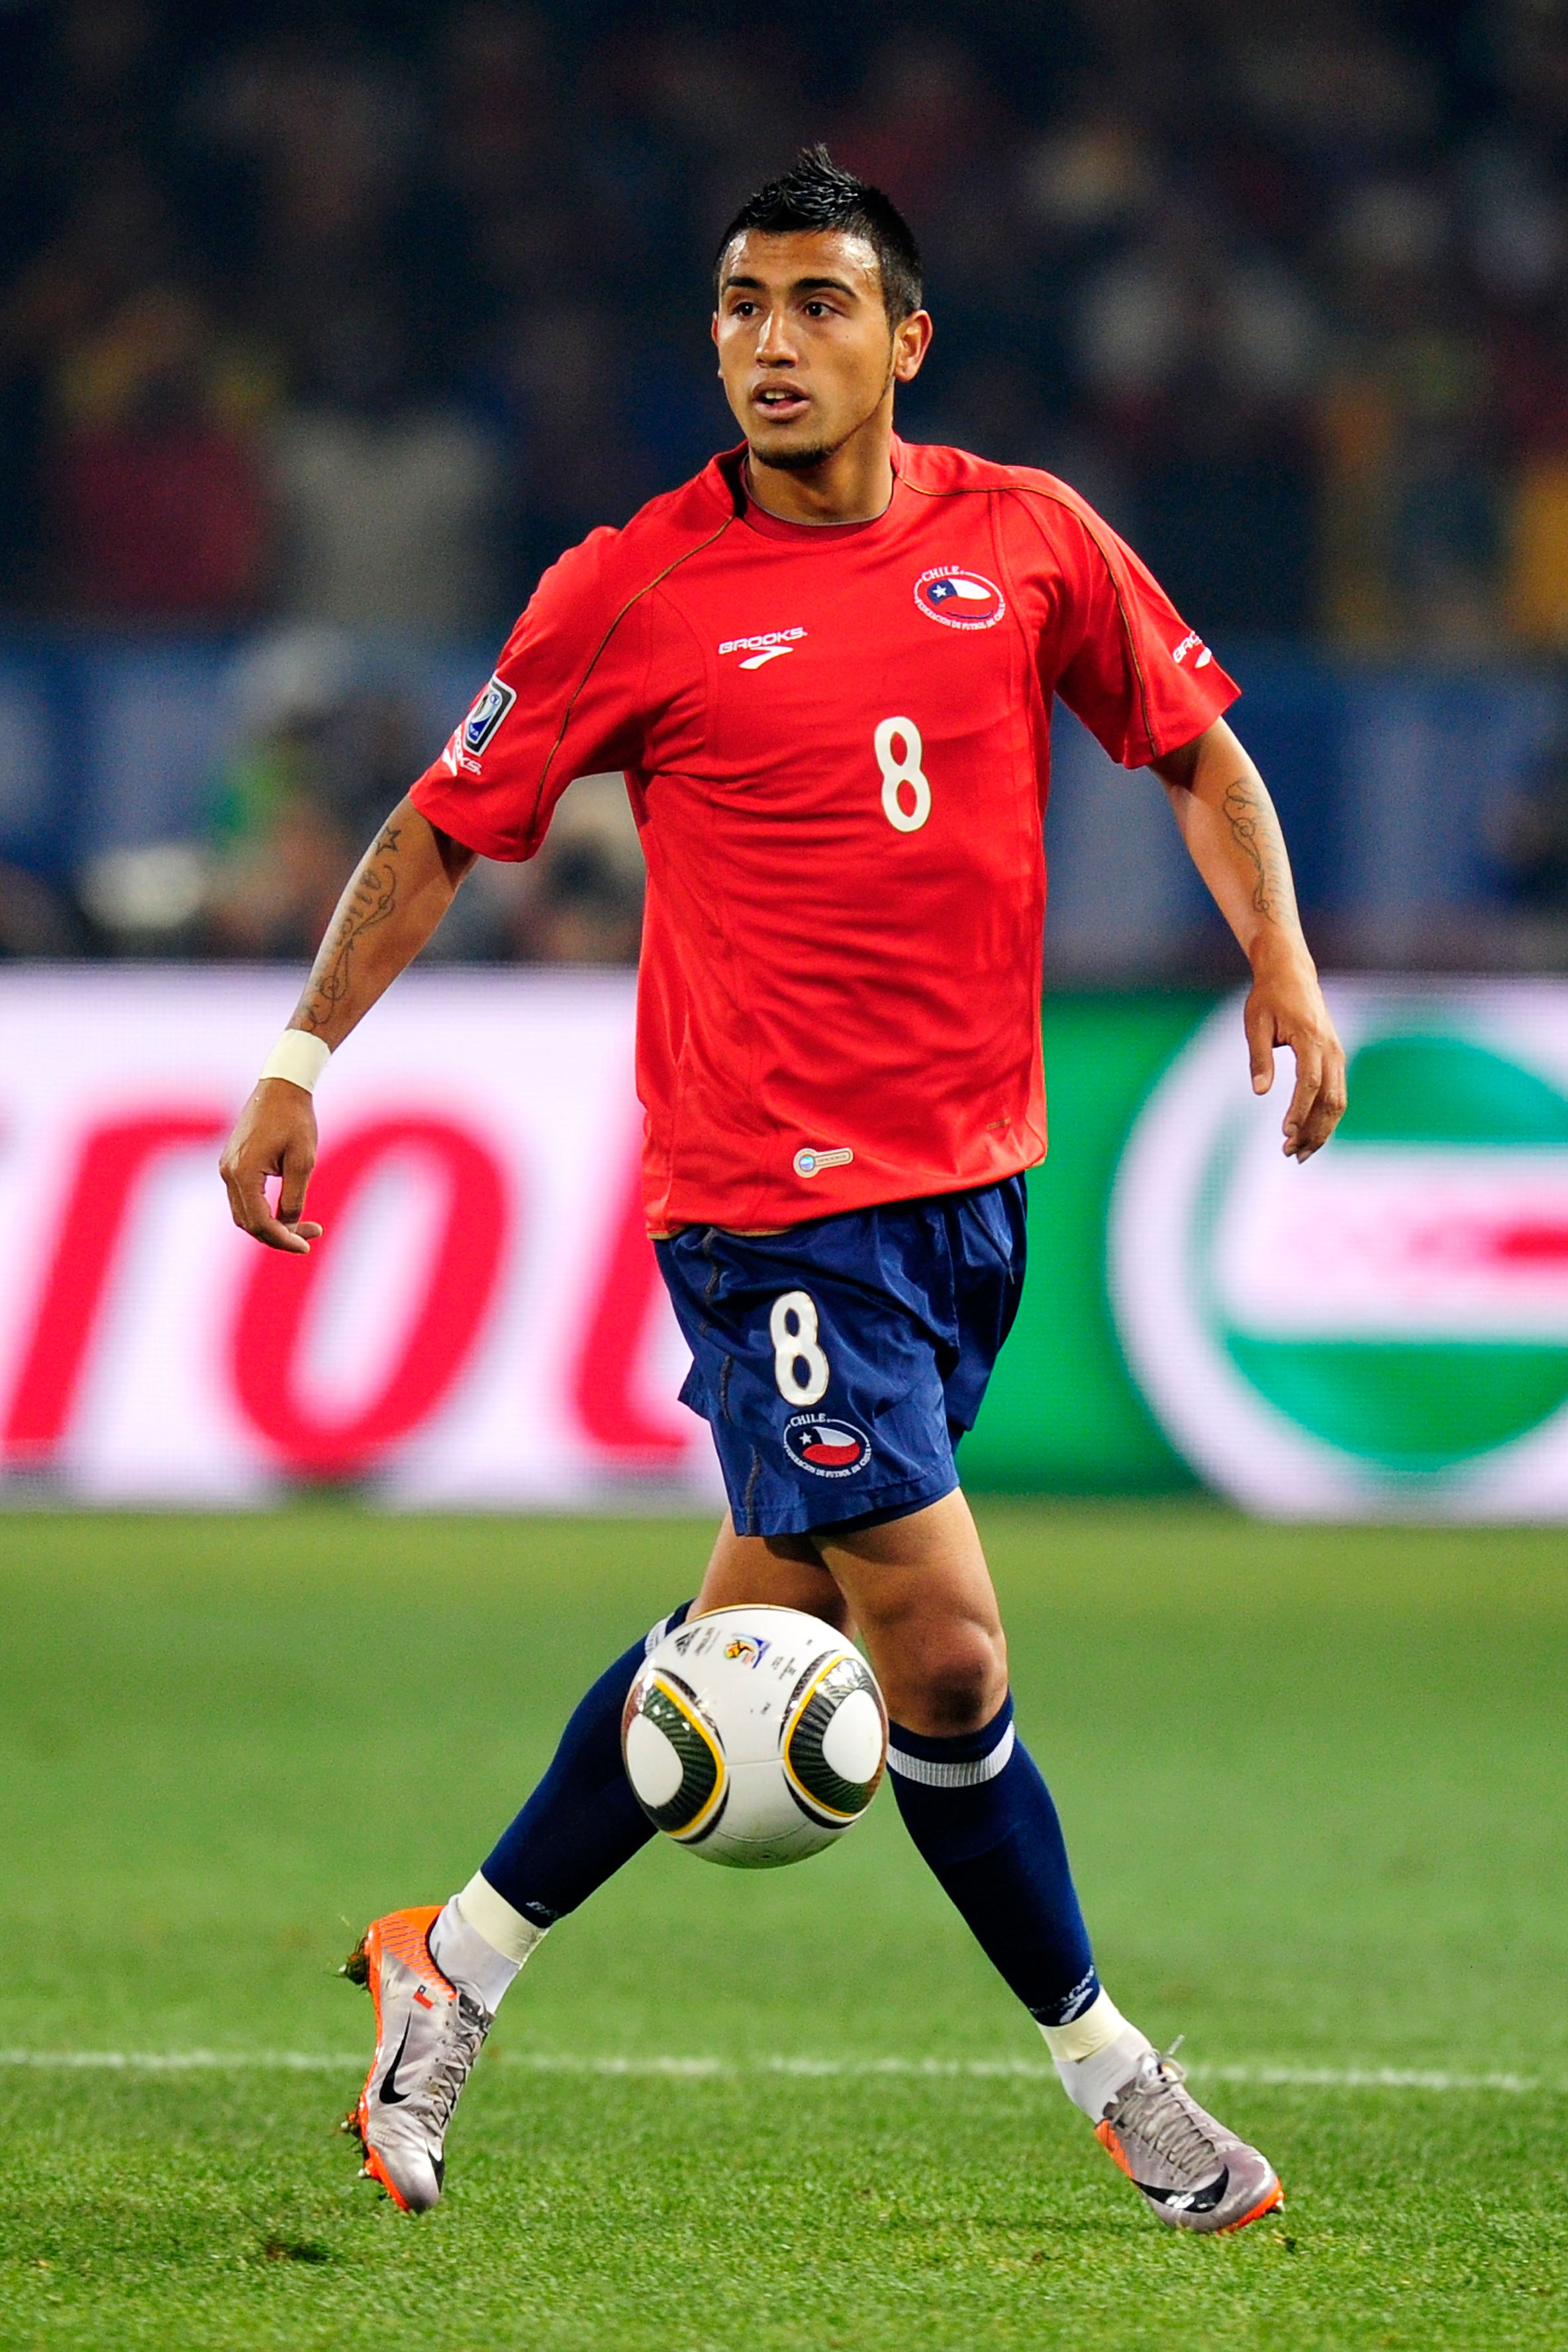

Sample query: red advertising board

[0,969,720,1506]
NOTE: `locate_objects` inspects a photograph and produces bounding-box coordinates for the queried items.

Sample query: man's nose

[756,306,797,362]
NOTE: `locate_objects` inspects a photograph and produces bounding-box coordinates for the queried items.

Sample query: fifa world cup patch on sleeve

[458,675,516,765]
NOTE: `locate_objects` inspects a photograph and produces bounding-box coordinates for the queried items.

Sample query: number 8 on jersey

[875,717,930,834]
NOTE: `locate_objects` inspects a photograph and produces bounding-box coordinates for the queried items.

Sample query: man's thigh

[695,1490,1008,1734]
[693,1514,850,1632]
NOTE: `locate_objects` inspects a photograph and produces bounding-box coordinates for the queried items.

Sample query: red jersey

[411,438,1238,1232]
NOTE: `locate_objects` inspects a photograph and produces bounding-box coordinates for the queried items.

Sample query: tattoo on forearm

[297,822,404,1032]
[1222,779,1289,922]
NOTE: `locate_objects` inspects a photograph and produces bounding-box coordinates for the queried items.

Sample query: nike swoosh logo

[1138,2165,1228,2213]
[379,2019,413,2104]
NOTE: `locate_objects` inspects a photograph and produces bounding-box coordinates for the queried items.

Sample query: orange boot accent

[1218,2178,1286,2233]
[362,2145,413,2213]
[346,1906,453,2185]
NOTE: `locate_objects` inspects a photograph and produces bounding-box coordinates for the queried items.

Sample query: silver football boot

[341,1906,491,2213]
[1095,2043,1283,2232]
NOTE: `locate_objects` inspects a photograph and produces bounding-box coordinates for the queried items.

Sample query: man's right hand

[217,798,475,1251]
[219,1077,323,1253]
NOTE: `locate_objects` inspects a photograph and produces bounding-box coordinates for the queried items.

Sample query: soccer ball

[621,1605,888,1868]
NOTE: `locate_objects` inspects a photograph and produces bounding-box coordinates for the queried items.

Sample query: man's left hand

[1244,953,1348,1161]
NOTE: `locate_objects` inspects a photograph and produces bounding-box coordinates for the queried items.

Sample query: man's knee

[901,1624,1008,1734]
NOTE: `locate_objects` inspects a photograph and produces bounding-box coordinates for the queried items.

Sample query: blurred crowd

[5,0,1568,963]
[32,630,648,965]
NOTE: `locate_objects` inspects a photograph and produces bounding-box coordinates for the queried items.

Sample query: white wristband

[259,1030,332,1094]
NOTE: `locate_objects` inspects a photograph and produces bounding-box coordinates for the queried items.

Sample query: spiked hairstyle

[714,145,924,326]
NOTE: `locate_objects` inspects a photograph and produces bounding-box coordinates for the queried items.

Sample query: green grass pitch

[3,1502,1566,2350]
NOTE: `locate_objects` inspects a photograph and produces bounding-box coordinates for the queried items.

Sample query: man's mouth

[752,385,810,422]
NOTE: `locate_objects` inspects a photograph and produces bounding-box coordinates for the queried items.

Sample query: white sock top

[1048,2016,1155,2122]
[427,1877,548,2014]
[1039,1986,1127,2065]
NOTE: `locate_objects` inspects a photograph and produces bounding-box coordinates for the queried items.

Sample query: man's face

[712,228,930,473]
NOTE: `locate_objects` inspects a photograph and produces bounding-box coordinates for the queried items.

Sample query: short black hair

[714,144,924,325]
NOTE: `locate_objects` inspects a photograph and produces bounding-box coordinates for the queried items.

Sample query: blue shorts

[656,1176,1028,1539]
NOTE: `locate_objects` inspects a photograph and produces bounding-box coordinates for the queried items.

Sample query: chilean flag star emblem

[914,565,1006,629]
[783,1412,873,1478]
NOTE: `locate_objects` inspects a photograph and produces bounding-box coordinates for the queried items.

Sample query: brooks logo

[720,628,806,668]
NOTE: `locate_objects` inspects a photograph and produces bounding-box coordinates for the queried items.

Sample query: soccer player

[220,149,1346,2233]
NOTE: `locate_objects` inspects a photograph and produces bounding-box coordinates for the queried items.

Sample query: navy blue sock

[481,1601,692,1930]
[887,1694,1100,2027]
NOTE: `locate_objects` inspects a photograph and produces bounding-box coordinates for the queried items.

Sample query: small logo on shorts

[794,1146,854,1179]
[784,1414,872,1477]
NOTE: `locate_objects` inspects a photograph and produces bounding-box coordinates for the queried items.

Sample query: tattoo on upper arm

[1222,779,1289,921]
[297,822,403,1032]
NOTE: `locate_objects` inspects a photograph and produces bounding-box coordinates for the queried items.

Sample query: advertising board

[0,968,720,1508]
[1110,981,1568,1519]
[4,971,1566,1517]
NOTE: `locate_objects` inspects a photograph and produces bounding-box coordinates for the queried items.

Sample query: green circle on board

[1213,1034,1568,1473]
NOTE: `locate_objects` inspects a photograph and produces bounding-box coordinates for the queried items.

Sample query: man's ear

[893,310,934,384]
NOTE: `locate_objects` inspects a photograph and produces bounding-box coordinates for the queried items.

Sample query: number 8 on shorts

[770,1291,830,1405]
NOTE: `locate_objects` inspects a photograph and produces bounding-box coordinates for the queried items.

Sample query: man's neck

[743,420,897,526]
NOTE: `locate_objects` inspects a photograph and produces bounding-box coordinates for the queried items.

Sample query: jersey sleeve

[410,528,665,861]
[1014,492,1240,767]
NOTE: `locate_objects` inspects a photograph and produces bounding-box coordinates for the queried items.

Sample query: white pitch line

[1199,2064,1541,2095]
[0,2049,1551,2094]
[0,2049,360,2073]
